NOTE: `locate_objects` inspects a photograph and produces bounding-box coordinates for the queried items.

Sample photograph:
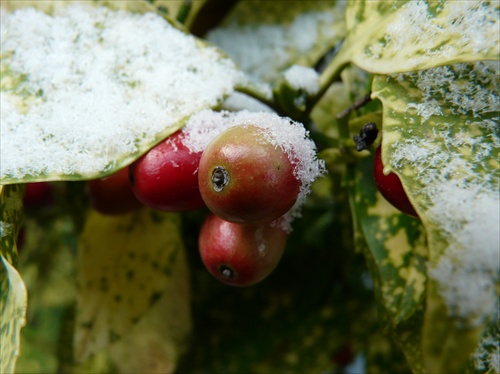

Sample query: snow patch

[283,65,320,95]
[0,5,242,180]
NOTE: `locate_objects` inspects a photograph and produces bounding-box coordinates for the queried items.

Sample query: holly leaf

[0,3,242,184]
[0,185,28,374]
[371,61,499,372]
[328,0,499,75]
[74,209,187,362]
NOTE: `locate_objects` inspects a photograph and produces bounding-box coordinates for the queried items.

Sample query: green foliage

[1,1,498,373]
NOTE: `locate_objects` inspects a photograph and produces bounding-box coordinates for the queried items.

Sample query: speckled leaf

[1,185,28,374]
[109,246,191,374]
[350,157,427,373]
[324,0,499,78]
[372,61,499,372]
[206,0,346,85]
[75,209,185,362]
[0,3,242,184]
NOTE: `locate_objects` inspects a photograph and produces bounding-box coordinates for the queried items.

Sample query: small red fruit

[130,131,205,212]
[198,125,301,225]
[87,167,143,215]
[373,146,418,217]
[23,182,54,208]
[199,214,288,286]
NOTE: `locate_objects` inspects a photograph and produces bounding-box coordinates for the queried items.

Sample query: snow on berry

[181,109,325,231]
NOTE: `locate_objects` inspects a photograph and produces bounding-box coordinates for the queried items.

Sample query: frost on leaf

[372,61,499,371]
[338,0,499,74]
[75,209,187,362]
[0,5,242,183]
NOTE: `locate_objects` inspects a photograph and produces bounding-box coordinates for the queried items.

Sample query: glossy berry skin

[130,131,205,212]
[373,146,418,217]
[198,125,301,225]
[199,214,288,286]
[23,182,54,209]
[87,167,143,215]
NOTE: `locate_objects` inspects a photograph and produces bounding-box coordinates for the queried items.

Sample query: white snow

[283,65,320,95]
[181,109,325,231]
[0,5,242,180]
[389,61,500,326]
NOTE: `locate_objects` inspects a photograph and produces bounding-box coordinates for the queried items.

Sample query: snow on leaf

[372,61,500,372]
[206,0,346,85]
[0,4,243,184]
[75,209,185,362]
[334,0,499,74]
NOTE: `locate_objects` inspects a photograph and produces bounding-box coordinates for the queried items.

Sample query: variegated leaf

[351,156,427,373]
[75,209,186,362]
[109,246,191,374]
[372,61,499,373]
[0,185,27,374]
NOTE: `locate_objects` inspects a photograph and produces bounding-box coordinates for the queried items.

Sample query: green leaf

[74,209,187,362]
[372,61,499,372]
[206,0,347,85]
[1,3,242,184]
[338,0,499,74]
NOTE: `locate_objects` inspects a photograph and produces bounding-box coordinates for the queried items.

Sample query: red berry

[23,182,54,208]
[198,125,301,225]
[87,167,142,215]
[199,214,288,286]
[373,146,418,217]
[130,131,205,212]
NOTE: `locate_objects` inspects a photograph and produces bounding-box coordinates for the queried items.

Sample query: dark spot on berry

[218,265,235,280]
[211,166,229,192]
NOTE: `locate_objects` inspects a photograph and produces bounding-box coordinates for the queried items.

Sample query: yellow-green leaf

[109,246,191,373]
[74,209,186,362]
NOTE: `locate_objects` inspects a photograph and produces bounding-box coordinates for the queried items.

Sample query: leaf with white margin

[75,209,185,362]
[324,0,499,77]
[372,61,500,373]
[0,3,243,184]
[206,0,346,85]
[109,245,191,374]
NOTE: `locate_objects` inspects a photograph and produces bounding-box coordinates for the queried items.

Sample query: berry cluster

[84,119,308,286]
